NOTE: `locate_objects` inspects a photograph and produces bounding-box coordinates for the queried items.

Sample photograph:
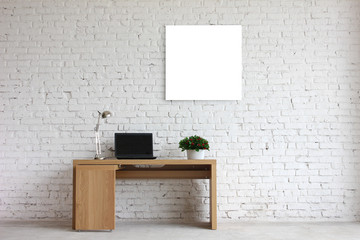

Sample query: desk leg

[72,165,76,229]
[210,164,217,230]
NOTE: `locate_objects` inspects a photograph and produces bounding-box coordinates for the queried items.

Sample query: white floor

[1,221,360,240]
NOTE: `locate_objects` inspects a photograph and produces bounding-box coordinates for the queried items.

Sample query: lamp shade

[101,111,112,119]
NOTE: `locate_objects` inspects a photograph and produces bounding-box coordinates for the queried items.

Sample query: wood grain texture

[72,164,76,229]
[75,165,117,230]
[116,170,210,179]
[74,159,216,166]
[73,159,217,230]
[210,163,217,230]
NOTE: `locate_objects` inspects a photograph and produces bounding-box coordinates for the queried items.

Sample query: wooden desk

[73,159,217,230]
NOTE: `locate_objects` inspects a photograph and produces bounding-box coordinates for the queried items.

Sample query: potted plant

[179,135,210,159]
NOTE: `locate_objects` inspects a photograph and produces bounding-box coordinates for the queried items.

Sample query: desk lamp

[94,110,112,159]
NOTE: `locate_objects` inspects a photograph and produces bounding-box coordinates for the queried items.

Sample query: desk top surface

[74,159,216,165]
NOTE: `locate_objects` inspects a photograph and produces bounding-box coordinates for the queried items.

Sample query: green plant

[179,135,210,152]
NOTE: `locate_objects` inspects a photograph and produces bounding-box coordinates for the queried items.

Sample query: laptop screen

[115,133,153,156]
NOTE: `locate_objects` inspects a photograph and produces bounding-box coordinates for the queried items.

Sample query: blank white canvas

[166,25,242,100]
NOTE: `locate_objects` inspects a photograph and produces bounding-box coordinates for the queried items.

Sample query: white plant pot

[186,150,205,159]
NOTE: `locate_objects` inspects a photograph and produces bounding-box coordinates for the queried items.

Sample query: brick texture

[0,0,360,221]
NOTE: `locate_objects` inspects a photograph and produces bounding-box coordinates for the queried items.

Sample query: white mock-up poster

[166,25,242,100]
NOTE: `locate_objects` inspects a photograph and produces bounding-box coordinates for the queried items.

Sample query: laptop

[115,133,157,159]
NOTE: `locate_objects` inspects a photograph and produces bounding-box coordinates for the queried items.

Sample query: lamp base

[94,155,106,160]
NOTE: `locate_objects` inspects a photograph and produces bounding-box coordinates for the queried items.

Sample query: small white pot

[186,150,205,159]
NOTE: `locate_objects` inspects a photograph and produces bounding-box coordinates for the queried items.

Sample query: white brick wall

[1,0,360,221]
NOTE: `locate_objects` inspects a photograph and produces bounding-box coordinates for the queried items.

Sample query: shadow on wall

[115,179,209,223]
[0,162,74,220]
[45,166,73,220]
[335,8,360,220]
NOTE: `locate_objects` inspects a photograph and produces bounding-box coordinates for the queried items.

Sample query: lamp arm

[95,131,101,158]
[94,110,112,160]
[95,111,101,132]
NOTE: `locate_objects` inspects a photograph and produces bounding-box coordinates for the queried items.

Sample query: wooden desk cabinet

[73,159,217,230]
[74,165,118,230]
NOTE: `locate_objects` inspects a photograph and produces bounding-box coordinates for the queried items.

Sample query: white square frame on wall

[166,25,242,100]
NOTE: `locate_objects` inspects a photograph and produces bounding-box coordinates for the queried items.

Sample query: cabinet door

[75,165,117,230]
